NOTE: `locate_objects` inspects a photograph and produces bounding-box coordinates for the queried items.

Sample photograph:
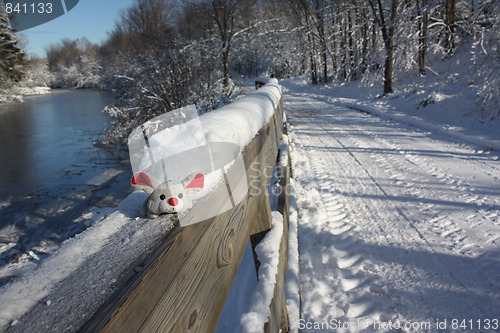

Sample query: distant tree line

[2,0,498,137]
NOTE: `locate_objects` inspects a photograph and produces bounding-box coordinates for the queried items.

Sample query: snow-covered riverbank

[0,86,51,104]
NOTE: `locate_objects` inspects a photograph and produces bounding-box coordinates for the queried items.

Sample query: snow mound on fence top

[201,79,281,148]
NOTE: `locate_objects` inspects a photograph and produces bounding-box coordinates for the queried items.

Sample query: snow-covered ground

[0,86,51,104]
[284,79,500,332]
[1,75,499,332]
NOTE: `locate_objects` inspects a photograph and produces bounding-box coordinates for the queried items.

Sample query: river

[0,90,116,198]
[0,90,132,278]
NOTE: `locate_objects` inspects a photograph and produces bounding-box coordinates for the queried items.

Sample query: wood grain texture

[84,98,285,333]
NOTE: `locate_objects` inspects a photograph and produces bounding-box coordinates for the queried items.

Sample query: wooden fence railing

[81,91,290,333]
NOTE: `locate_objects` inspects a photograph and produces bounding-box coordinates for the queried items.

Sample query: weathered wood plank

[138,193,260,332]
[247,113,282,236]
[78,223,181,333]
[87,100,283,333]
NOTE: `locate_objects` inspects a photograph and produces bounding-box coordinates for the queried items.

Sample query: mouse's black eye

[160,194,166,200]
[178,193,183,199]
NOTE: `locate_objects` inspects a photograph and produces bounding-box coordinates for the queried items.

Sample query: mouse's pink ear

[131,172,156,194]
[183,173,204,189]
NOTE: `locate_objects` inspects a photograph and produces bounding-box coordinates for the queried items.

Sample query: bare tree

[367,0,399,94]
[45,38,80,70]
[120,0,174,38]
[45,38,101,88]
[211,0,239,88]
[417,0,429,75]
[312,0,329,83]
[444,0,456,54]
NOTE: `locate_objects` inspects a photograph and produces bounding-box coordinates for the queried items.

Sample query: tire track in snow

[289,100,406,331]
[305,125,444,327]
[338,126,500,299]
[320,103,500,258]
[349,133,475,255]
[309,149,384,320]
[286,89,500,332]
[291,147,384,328]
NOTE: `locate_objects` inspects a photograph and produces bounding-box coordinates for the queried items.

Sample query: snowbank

[285,179,301,333]
[240,211,284,333]
[0,86,51,104]
[13,86,51,96]
[338,95,500,155]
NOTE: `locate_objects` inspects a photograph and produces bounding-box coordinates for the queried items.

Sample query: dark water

[0,90,116,200]
[0,90,133,269]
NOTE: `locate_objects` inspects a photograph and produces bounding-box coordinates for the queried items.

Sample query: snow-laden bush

[0,57,52,103]
[49,62,102,89]
[98,45,235,147]
[473,2,500,119]
[21,58,53,88]
[45,38,102,89]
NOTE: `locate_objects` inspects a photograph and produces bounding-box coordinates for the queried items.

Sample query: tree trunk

[445,0,456,54]
[302,1,318,85]
[348,6,356,81]
[223,44,230,88]
[361,17,369,74]
[309,34,318,85]
[370,0,398,94]
[317,21,328,83]
[314,0,328,83]
[211,0,237,89]
[386,0,398,94]
[383,37,394,94]
[340,11,347,80]
[418,0,429,75]
[330,5,338,77]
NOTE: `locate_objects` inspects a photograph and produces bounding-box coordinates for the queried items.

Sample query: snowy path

[285,84,500,332]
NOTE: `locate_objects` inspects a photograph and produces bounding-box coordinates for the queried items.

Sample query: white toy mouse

[131,171,205,219]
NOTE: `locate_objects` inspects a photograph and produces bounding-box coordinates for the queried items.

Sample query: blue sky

[16,0,135,58]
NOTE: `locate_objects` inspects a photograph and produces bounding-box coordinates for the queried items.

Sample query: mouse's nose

[168,197,179,207]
